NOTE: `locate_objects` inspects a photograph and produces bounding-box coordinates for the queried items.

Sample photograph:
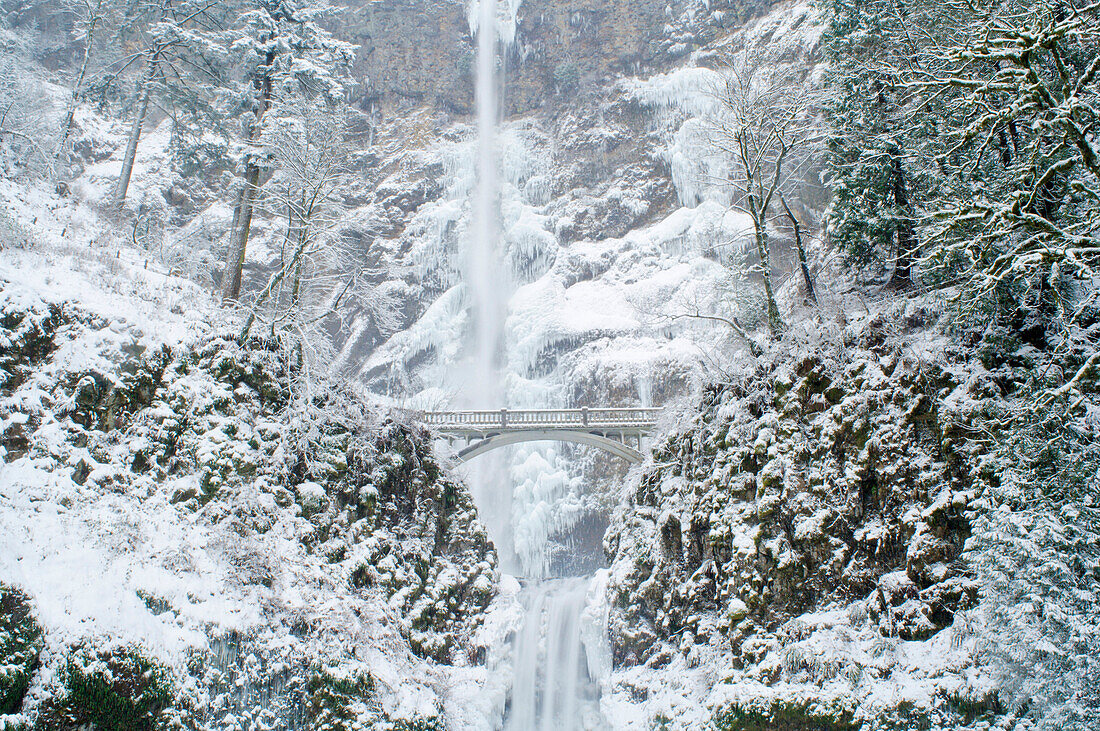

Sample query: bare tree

[57,0,114,160]
[707,51,822,336]
[109,0,225,205]
[0,55,55,176]
[239,104,398,372]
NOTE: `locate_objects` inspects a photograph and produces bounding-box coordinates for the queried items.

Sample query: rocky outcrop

[605,306,980,668]
[322,418,496,662]
[345,0,765,116]
[0,290,497,727]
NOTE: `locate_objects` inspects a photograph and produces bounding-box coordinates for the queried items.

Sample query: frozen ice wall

[360,0,786,586]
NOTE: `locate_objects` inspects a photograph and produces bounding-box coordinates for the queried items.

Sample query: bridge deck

[424,407,661,435]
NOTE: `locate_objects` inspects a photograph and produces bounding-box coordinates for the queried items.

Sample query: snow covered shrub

[0,47,56,179]
[308,665,376,731]
[34,646,175,730]
[709,696,858,731]
[174,630,311,731]
[552,61,580,92]
[0,585,42,716]
[0,209,35,252]
[963,339,1100,729]
[306,665,444,731]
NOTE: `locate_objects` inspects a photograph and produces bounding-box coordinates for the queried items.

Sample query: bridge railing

[423,407,662,431]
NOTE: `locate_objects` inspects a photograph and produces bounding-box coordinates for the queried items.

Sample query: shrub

[0,585,43,715]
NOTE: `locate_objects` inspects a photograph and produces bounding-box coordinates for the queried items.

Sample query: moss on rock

[35,646,174,730]
[711,697,858,731]
[0,584,43,715]
[307,666,442,731]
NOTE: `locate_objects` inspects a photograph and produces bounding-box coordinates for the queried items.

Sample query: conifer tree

[219,0,355,302]
[821,0,928,290]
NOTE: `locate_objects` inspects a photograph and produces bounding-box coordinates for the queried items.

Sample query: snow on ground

[0,189,518,728]
[599,605,992,730]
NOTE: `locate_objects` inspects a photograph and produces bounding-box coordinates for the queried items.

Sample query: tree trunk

[996,127,1013,168]
[222,57,275,302]
[750,198,784,337]
[758,229,784,337]
[114,57,156,205]
[58,0,104,160]
[222,163,261,301]
[781,194,816,304]
[886,150,916,290]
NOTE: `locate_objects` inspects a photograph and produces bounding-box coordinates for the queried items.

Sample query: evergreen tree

[970,368,1100,729]
[219,0,355,302]
[107,0,228,204]
[821,0,932,290]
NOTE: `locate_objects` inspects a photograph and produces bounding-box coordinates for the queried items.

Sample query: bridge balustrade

[421,407,663,463]
[423,408,662,432]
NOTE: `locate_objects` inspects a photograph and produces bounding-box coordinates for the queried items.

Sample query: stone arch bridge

[424,408,662,463]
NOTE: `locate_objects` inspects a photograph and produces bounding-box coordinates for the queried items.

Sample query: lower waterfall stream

[504,577,607,731]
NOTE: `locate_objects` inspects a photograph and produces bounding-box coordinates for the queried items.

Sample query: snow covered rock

[0,268,499,728]
[603,309,991,727]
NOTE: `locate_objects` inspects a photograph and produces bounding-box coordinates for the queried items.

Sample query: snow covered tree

[969,358,1100,729]
[0,41,55,176]
[239,102,398,373]
[821,0,932,290]
[218,0,355,302]
[108,0,227,204]
[709,51,822,336]
[910,0,1100,320]
[824,0,1100,310]
[56,0,119,160]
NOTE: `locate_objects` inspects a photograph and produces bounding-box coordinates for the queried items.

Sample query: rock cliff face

[333,0,782,376]
[346,0,759,116]
[608,306,979,661]
[598,304,1007,729]
[0,269,498,728]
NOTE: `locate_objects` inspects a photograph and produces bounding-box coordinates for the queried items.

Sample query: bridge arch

[456,430,644,463]
[425,408,660,465]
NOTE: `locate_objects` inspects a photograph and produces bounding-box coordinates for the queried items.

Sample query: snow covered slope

[0,190,512,730]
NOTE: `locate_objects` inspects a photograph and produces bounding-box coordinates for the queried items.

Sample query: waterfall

[469,0,505,406]
[505,578,606,731]
[464,0,516,575]
[464,3,611,729]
